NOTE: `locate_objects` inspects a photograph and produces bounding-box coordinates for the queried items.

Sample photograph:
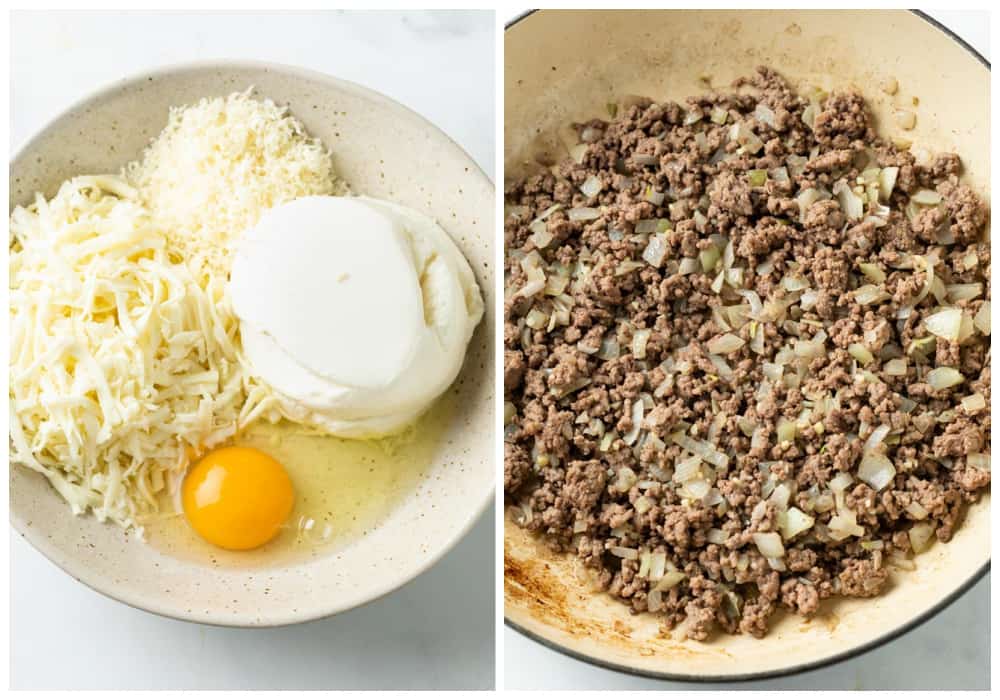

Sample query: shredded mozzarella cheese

[9,178,278,531]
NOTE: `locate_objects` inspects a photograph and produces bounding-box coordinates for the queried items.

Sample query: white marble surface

[10,10,495,691]
[503,9,991,691]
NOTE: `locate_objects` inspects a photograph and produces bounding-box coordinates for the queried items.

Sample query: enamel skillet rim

[9,58,496,628]
[502,9,990,684]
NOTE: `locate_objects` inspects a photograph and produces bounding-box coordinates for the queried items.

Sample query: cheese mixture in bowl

[10,89,484,556]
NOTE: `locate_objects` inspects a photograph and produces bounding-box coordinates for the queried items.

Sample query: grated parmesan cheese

[125,89,344,277]
[9,176,280,531]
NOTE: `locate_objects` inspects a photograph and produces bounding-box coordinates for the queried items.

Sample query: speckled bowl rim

[503,8,991,684]
[10,58,496,628]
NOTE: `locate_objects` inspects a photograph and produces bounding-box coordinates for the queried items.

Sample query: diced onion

[769,482,791,509]
[911,189,942,205]
[770,166,790,183]
[610,546,639,560]
[707,529,727,545]
[974,301,990,335]
[533,203,562,223]
[504,402,516,425]
[776,418,797,443]
[684,109,704,126]
[946,283,983,302]
[654,570,687,592]
[848,343,874,366]
[828,509,865,540]
[801,104,816,129]
[671,433,729,468]
[864,424,891,453]
[749,323,765,355]
[597,336,620,360]
[927,366,964,390]
[858,451,896,491]
[854,284,890,305]
[729,121,764,154]
[643,187,666,206]
[648,552,667,580]
[599,432,616,452]
[737,289,764,319]
[878,167,898,202]
[678,257,699,275]
[961,393,986,412]
[580,175,603,198]
[615,261,645,276]
[762,362,783,382]
[830,472,853,494]
[568,207,601,221]
[642,234,669,267]
[908,522,935,553]
[833,180,864,221]
[707,333,745,355]
[796,188,824,222]
[814,493,835,513]
[968,453,990,471]
[752,532,785,558]
[632,329,651,359]
[529,224,554,249]
[524,307,549,330]
[684,479,711,499]
[711,269,726,294]
[516,250,547,298]
[905,501,929,520]
[925,307,963,342]
[780,507,815,540]
[700,245,721,273]
[884,358,907,376]
[767,557,787,572]
[754,103,776,127]
[635,218,660,234]
[622,400,644,446]
[708,354,734,381]
[858,263,886,284]
[674,454,702,483]
[782,275,809,292]
[545,274,569,296]
[737,417,757,437]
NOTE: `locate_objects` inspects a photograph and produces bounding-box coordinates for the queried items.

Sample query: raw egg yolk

[182,446,294,550]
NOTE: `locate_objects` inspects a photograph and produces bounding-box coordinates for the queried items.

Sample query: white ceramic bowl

[10,61,495,626]
[504,9,990,681]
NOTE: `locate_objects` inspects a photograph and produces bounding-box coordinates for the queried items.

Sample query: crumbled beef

[838,559,889,598]
[504,442,532,493]
[503,66,990,639]
[940,181,988,245]
[813,92,871,146]
[504,350,526,393]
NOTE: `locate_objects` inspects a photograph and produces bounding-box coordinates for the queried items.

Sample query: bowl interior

[504,9,989,680]
[10,62,495,626]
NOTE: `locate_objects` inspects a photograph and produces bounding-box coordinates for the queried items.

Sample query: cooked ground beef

[503,67,990,640]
